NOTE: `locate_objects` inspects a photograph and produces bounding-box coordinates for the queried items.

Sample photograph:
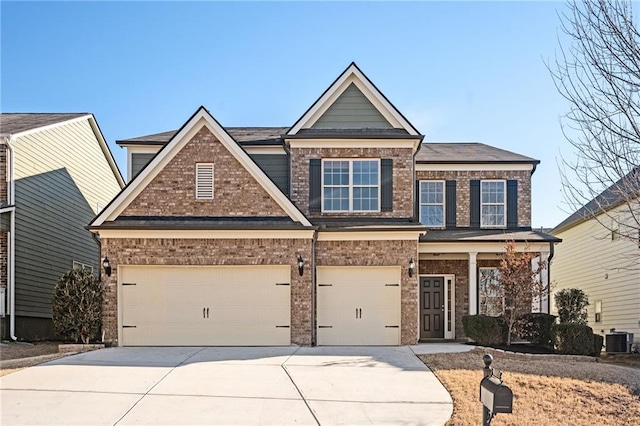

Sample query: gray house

[0,113,124,340]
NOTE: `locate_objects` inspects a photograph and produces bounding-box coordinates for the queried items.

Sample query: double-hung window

[419,181,445,227]
[479,267,503,316]
[322,159,379,212]
[481,180,506,227]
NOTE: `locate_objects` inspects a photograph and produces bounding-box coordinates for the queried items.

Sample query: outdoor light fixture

[103,257,112,277]
[408,257,415,277]
[297,255,304,276]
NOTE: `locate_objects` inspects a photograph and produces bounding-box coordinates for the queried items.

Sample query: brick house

[89,63,559,346]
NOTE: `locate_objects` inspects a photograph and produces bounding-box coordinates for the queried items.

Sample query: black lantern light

[297,255,304,276]
[103,257,112,277]
[408,257,415,277]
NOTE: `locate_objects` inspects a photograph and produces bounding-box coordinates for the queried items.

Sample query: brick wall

[415,170,532,227]
[316,239,418,345]
[122,126,288,217]
[290,147,414,218]
[101,237,313,346]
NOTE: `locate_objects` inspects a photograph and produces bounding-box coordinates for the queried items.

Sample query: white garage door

[120,265,291,346]
[317,266,401,346]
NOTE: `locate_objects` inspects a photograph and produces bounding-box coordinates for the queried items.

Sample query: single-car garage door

[316,266,401,346]
[119,265,291,346]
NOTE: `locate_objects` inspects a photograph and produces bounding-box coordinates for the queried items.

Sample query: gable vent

[195,163,214,200]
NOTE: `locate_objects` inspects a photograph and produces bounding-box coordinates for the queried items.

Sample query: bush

[52,268,103,344]
[592,333,604,356]
[553,323,595,355]
[518,313,557,348]
[462,315,504,345]
[554,288,589,324]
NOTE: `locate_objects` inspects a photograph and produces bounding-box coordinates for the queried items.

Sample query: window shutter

[309,159,321,212]
[195,163,214,200]
[381,158,393,212]
[507,180,518,228]
[446,180,456,228]
[414,180,420,221]
[470,180,480,228]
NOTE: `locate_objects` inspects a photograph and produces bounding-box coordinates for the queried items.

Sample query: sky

[1,1,579,228]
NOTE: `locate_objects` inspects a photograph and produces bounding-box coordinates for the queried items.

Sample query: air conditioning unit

[606,332,634,353]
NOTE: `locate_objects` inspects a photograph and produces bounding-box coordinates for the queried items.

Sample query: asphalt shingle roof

[0,113,89,135]
[117,127,289,146]
[416,143,539,164]
[420,228,561,243]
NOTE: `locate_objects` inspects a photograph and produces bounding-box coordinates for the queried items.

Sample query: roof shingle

[0,113,89,135]
[416,142,539,164]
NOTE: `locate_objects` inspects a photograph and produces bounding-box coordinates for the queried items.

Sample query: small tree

[52,268,103,344]
[554,288,589,324]
[492,242,547,345]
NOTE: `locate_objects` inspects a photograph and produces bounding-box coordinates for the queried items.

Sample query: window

[481,180,506,227]
[479,268,503,316]
[611,217,620,241]
[322,160,379,212]
[195,163,214,200]
[72,261,94,273]
[595,300,602,323]
[420,181,445,227]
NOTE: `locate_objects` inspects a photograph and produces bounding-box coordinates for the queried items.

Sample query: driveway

[0,346,452,425]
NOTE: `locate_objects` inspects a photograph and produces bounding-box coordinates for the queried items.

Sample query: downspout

[2,135,17,340]
[546,242,555,314]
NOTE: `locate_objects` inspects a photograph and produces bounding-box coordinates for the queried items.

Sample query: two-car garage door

[119,265,291,346]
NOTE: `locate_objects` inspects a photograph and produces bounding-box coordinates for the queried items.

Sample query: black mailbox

[480,376,513,414]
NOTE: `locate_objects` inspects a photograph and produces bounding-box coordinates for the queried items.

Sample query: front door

[420,277,444,339]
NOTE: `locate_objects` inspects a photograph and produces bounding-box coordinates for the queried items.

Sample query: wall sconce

[408,257,415,277]
[103,257,112,277]
[297,255,304,276]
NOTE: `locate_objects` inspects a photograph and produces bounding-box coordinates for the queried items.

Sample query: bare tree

[550,0,640,244]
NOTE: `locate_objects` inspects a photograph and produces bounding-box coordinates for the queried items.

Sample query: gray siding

[249,153,289,196]
[312,83,393,129]
[131,153,156,180]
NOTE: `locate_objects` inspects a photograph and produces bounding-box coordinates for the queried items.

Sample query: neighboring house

[89,63,559,347]
[0,113,124,340]
[551,170,640,345]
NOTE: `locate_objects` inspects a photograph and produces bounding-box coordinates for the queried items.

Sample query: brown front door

[420,277,444,339]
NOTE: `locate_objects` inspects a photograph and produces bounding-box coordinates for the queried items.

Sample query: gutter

[546,242,555,314]
[1,135,17,340]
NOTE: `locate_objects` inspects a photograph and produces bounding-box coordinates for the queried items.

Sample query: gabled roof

[416,143,539,164]
[286,62,422,137]
[116,127,288,146]
[90,107,311,229]
[552,168,639,234]
[420,228,561,243]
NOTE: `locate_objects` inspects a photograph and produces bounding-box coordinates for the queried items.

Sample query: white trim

[288,65,419,136]
[90,108,312,228]
[321,159,381,213]
[87,116,126,188]
[127,146,160,183]
[287,139,419,150]
[96,229,315,239]
[243,146,287,155]
[317,230,424,241]
[72,260,94,273]
[469,252,478,315]
[419,274,456,339]
[419,241,550,254]
[480,180,506,228]
[418,180,446,228]
[416,163,534,172]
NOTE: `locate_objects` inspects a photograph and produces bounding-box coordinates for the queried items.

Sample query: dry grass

[420,349,640,426]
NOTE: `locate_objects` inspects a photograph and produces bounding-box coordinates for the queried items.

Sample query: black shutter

[445,180,456,228]
[381,159,393,212]
[470,180,480,228]
[309,159,321,212]
[415,180,421,222]
[507,180,518,228]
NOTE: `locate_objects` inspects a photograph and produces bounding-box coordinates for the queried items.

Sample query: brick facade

[122,127,288,217]
[101,237,313,346]
[316,239,419,345]
[415,169,532,227]
[290,147,414,218]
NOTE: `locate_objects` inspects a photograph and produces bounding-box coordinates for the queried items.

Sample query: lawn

[420,349,640,425]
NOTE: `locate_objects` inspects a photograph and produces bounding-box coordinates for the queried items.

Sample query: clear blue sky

[1,1,575,228]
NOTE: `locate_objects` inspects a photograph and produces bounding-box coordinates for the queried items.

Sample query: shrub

[462,315,504,345]
[52,268,103,344]
[592,333,604,356]
[554,288,589,324]
[518,313,557,348]
[553,323,595,355]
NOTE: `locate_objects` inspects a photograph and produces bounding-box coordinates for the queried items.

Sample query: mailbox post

[479,354,513,425]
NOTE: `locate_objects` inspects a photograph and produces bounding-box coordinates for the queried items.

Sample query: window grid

[481,180,506,227]
[322,159,380,212]
[419,181,445,227]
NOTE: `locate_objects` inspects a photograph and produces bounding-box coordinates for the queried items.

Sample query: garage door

[316,266,401,346]
[120,265,291,346]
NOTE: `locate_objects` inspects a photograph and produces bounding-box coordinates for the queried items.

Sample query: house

[0,113,124,340]
[89,63,559,347]
[551,169,639,345]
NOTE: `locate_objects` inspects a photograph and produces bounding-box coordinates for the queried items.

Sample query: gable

[312,83,393,129]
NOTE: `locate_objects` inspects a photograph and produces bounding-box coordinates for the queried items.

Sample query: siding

[12,119,122,318]
[131,153,156,180]
[551,204,640,344]
[312,83,393,129]
[248,153,289,196]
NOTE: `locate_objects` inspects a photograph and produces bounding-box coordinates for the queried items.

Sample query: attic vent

[195,163,214,200]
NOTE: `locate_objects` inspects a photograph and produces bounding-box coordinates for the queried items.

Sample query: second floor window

[481,180,506,227]
[420,181,444,227]
[322,159,379,212]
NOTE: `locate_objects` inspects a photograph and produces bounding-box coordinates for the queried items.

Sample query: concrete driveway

[0,346,452,425]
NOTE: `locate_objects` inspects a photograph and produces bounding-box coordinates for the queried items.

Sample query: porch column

[468,252,478,315]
